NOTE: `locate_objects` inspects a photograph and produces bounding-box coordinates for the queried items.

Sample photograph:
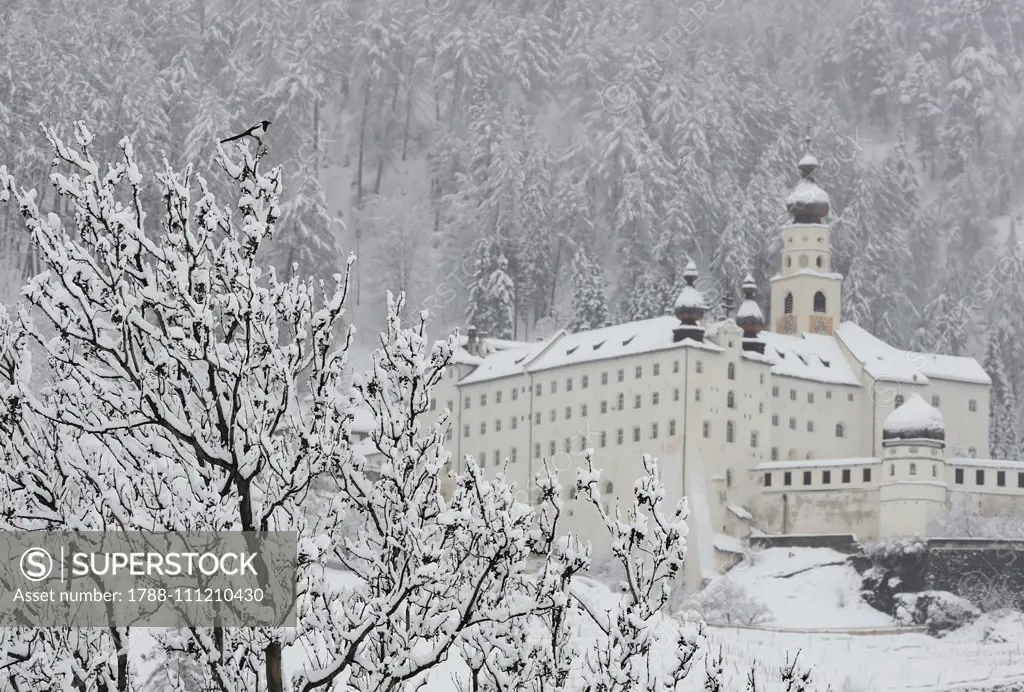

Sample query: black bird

[220,120,272,146]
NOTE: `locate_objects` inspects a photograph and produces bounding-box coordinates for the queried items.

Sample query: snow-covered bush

[894,591,980,635]
[679,577,772,627]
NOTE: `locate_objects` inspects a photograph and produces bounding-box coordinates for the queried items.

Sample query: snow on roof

[457,334,530,352]
[530,316,722,374]
[451,347,485,366]
[350,406,376,433]
[713,532,744,554]
[758,331,861,385]
[769,269,843,282]
[785,178,830,207]
[798,152,819,168]
[949,457,1024,469]
[837,322,990,385]
[736,299,763,320]
[883,393,944,434]
[457,338,551,385]
[755,457,879,471]
[728,505,752,521]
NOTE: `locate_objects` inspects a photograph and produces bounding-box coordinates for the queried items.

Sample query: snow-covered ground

[131,549,1024,691]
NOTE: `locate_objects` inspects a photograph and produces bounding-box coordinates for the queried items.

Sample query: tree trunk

[266,641,284,692]
[402,81,413,161]
[356,80,371,210]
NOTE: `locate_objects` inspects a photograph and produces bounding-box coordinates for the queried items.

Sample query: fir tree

[271,164,341,287]
[568,247,609,333]
[465,238,516,340]
[985,327,1019,459]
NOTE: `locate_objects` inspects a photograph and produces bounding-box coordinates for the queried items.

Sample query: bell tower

[769,132,842,336]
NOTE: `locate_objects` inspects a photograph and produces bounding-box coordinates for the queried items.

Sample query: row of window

[771,386,853,403]
[770,415,845,436]
[529,420,683,458]
[764,467,873,487]
[954,468,1024,488]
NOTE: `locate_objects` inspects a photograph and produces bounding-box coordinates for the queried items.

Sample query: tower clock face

[810,316,832,335]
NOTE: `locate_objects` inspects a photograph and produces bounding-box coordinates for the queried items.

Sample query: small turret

[785,130,830,224]
[673,260,707,343]
[736,273,766,355]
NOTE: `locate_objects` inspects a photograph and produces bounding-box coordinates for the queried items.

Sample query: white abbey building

[417,148,1024,587]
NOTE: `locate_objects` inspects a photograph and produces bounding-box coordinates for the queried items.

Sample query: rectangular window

[430,398,436,411]
[551,380,557,394]
[635,365,642,379]
[581,404,588,417]
[696,360,703,373]
[582,375,589,389]
[976,469,985,485]
[496,391,502,404]
[535,443,541,459]
[495,419,502,432]
[550,410,556,422]
[764,473,772,487]
[447,400,453,412]
[565,406,572,420]
[566,378,573,392]
[602,372,608,385]
[479,452,485,464]
[822,470,831,484]
[771,447,778,461]
[465,396,471,409]
[653,363,660,376]
[1019,472,1024,488]
[511,417,518,430]
[848,393,854,402]
[772,386,779,397]
[675,388,681,401]
[651,422,658,439]
[790,389,797,401]
[703,422,710,438]
[549,441,556,455]
[826,391,832,400]
[669,419,676,436]
[564,438,571,453]
[955,468,964,484]
[464,425,470,437]
[997,471,1006,487]
[789,417,796,430]
[512,389,518,401]
[863,468,872,482]
[446,429,452,441]
[617,369,624,382]
[772,415,779,426]
[969,400,977,412]
[803,471,812,486]
[652,392,660,405]
[842,469,851,483]
[931,395,940,407]
[673,360,679,373]
[808,393,814,404]
[600,431,607,448]
[601,401,608,414]
[616,429,624,445]
[634,395,641,409]
[481,394,487,406]
[633,426,641,442]
[535,412,541,425]
[784,471,792,486]
[535,384,542,396]
[750,431,758,448]
[480,423,486,435]
[494,450,500,465]
[510,447,517,463]
[807,420,814,433]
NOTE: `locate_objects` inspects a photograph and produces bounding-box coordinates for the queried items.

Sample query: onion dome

[785,132,830,224]
[882,393,945,442]
[673,260,707,323]
[735,273,764,335]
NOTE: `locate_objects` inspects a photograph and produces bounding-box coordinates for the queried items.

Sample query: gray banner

[0,531,296,627]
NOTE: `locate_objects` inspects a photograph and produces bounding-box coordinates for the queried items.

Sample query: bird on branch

[220,120,272,147]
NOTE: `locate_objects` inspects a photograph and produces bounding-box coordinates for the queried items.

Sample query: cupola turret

[736,273,766,354]
[673,260,707,343]
[785,133,830,225]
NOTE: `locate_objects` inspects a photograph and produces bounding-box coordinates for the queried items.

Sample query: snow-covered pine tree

[568,246,609,333]
[272,161,342,287]
[984,326,1019,460]
[465,237,516,340]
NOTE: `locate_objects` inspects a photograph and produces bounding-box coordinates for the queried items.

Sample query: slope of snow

[758,331,861,386]
[884,393,945,435]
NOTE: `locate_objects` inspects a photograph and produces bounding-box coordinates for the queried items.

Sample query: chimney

[466,325,478,356]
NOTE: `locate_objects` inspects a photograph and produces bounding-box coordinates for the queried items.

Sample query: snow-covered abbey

[397,146,1024,587]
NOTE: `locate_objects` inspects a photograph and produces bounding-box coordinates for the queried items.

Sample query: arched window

[786,256,792,268]
[604,480,614,495]
[813,291,826,313]
[727,363,736,380]
[727,391,735,409]
[816,256,823,268]
[726,421,735,443]
[910,463,917,476]
[784,292,794,314]
[835,423,844,438]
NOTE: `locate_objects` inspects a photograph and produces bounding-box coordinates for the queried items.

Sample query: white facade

[371,150,1015,587]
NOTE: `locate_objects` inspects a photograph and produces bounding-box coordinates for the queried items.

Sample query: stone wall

[749,533,861,554]
[923,539,1024,609]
